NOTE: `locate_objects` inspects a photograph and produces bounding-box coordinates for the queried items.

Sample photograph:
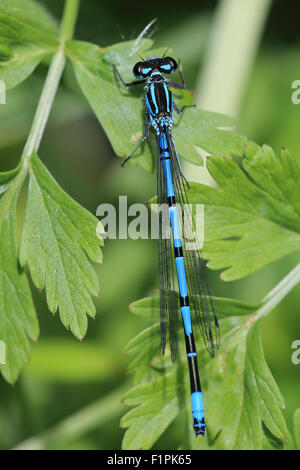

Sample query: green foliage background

[0,0,299,450]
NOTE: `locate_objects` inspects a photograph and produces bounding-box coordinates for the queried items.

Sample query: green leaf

[0,165,20,196]
[174,108,246,164]
[123,323,161,373]
[188,145,300,280]
[121,296,289,450]
[245,326,288,441]
[121,368,180,450]
[294,407,300,449]
[0,173,38,383]
[19,153,103,340]
[233,386,262,450]
[66,39,160,172]
[0,0,58,34]
[261,423,285,450]
[207,323,288,449]
[0,0,59,89]
[66,39,246,172]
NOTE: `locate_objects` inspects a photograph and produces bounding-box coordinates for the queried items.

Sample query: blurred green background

[0,0,299,450]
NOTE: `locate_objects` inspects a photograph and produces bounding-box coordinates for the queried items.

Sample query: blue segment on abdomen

[175,256,188,296]
[162,159,174,198]
[160,132,168,150]
[191,392,205,422]
[181,306,192,335]
[169,206,181,247]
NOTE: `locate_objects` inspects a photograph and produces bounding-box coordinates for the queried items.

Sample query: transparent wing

[166,129,220,357]
[156,135,178,362]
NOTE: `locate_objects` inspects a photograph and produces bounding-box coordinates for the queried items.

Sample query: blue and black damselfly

[114,56,220,436]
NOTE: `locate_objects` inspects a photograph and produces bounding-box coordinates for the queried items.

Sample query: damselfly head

[133,56,178,78]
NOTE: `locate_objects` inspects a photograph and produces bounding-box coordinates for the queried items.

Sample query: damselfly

[114,56,220,436]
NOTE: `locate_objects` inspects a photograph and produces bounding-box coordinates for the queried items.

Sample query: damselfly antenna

[130,18,157,57]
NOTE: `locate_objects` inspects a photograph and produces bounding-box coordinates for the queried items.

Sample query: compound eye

[133,61,144,78]
[133,61,152,78]
[160,57,178,74]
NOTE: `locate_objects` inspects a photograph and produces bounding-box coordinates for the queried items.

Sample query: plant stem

[195,0,272,117]
[184,0,271,184]
[20,47,65,168]
[20,0,80,171]
[60,0,80,42]
[0,1,80,215]
[256,262,300,320]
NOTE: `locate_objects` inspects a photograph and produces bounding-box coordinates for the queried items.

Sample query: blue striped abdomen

[160,130,206,436]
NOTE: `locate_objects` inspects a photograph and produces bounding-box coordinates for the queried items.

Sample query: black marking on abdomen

[174,245,183,258]
[167,195,175,206]
[180,295,189,307]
